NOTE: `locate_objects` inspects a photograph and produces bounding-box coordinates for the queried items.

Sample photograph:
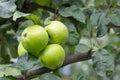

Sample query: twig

[108,23,120,28]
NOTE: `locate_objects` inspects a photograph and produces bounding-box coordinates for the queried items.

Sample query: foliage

[0,0,120,80]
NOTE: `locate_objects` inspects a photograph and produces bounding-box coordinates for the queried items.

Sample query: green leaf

[5,34,18,58]
[92,49,115,77]
[72,9,86,23]
[16,20,34,36]
[52,0,64,6]
[108,9,120,26]
[0,0,16,18]
[117,0,120,6]
[90,11,101,27]
[97,13,109,37]
[59,5,86,23]
[59,7,71,17]
[71,72,87,80]
[75,43,90,53]
[0,76,17,80]
[16,0,25,9]
[13,11,30,21]
[0,23,12,32]
[103,46,118,59]
[0,38,11,64]
[32,73,61,80]
[0,64,21,77]
[4,67,21,76]
[94,0,107,5]
[64,21,80,46]
[13,53,41,72]
[26,14,41,25]
[97,25,108,37]
[13,11,41,24]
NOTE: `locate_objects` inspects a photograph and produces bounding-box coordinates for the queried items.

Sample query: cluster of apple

[18,21,69,69]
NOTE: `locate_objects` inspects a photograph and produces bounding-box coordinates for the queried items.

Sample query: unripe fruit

[40,44,65,69]
[45,21,69,44]
[18,42,27,56]
[21,25,49,57]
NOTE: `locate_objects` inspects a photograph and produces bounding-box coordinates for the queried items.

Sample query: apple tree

[0,0,120,80]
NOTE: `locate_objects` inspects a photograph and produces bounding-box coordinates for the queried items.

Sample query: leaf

[72,8,86,23]
[117,0,120,6]
[16,20,34,36]
[0,23,12,32]
[16,0,25,9]
[59,7,71,17]
[52,0,64,6]
[0,0,16,18]
[71,72,87,80]
[59,5,86,23]
[90,11,101,27]
[108,9,120,26]
[75,43,90,53]
[92,49,115,77]
[5,33,18,58]
[0,64,21,77]
[0,38,11,64]
[13,11,41,24]
[94,0,107,5]
[13,53,41,72]
[13,11,30,21]
[97,13,109,37]
[26,14,41,25]
[0,76,17,80]
[64,21,80,46]
[4,67,21,76]
[97,25,108,37]
[33,73,61,80]
[103,46,118,58]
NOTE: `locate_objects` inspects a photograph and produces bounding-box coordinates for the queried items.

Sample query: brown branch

[108,23,120,28]
[16,49,94,80]
[20,2,58,14]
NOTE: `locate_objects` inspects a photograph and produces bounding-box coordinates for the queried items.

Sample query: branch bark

[108,23,120,28]
[20,2,58,13]
[16,49,94,80]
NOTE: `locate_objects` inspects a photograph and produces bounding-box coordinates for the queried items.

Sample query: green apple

[45,21,69,44]
[40,44,65,69]
[18,42,27,56]
[21,25,49,57]
[34,0,50,6]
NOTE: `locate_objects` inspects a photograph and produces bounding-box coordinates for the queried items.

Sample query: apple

[45,21,69,44]
[21,25,49,57]
[34,0,50,6]
[39,44,65,69]
[18,42,27,56]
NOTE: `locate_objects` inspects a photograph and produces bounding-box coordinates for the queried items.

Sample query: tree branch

[108,23,120,28]
[16,49,94,80]
[20,2,58,14]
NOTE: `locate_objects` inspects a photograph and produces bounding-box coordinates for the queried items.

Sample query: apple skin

[45,21,69,44]
[39,44,65,69]
[18,42,27,56]
[21,25,49,57]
